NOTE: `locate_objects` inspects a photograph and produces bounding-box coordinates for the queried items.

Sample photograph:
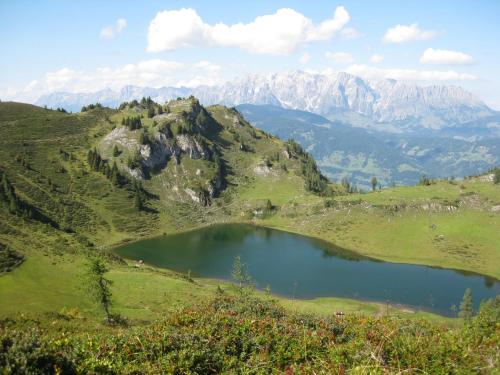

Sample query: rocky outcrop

[176,134,209,160]
[101,127,214,180]
[253,163,271,176]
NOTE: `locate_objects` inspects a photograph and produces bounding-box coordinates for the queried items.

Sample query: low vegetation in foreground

[1,292,499,374]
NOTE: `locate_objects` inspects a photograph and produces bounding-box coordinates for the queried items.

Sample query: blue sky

[1,0,499,108]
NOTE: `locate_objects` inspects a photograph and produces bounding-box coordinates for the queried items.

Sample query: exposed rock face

[194,71,492,128]
[140,133,178,170]
[102,128,178,176]
[253,163,272,176]
[102,127,138,150]
[184,188,200,203]
[207,173,222,197]
[100,104,220,206]
[101,128,212,180]
[176,134,208,160]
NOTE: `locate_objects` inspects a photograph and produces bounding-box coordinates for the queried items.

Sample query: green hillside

[238,104,500,189]
[0,98,338,316]
[0,100,499,373]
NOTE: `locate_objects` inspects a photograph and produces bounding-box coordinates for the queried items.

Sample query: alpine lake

[115,224,499,316]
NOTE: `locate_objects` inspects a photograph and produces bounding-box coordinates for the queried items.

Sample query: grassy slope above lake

[256,179,500,279]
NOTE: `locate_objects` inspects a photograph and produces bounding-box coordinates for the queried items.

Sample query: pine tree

[494,168,500,184]
[371,176,378,192]
[84,257,113,322]
[133,181,144,210]
[459,288,473,319]
[110,162,120,186]
[138,131,146,145]
[134,192,143,210]
[231,255,253,296]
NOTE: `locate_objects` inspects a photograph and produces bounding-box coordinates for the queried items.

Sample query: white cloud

[1,59,224,102]
[147,6,350,55]
[325,51,354,64]
[382,23,437,44]
[370,54,384,63]
[100,18,127,40]
[299,52,311,64]
[100,27,114,40]
[116,18,127,32]
[420,48,474,65]
[346,64,477,81]
[341,27,363,39]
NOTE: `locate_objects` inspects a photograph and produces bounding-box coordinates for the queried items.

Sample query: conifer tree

[459,288,473,319]
[494,168,500,184]
[84,257,113,322]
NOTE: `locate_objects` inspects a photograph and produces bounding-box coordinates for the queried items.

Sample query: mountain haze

[36,71,497,134]
[238,104,500,188]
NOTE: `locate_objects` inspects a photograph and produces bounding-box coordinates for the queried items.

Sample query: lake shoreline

[109,219,500,283]
[113,223,499,317]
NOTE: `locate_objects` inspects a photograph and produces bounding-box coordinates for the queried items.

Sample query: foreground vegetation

[1,292,499,374]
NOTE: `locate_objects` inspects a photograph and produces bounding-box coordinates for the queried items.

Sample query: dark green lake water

[115,224,499,316]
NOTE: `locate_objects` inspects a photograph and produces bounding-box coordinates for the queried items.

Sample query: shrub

[0,294,499,373]
[494,168,500,184]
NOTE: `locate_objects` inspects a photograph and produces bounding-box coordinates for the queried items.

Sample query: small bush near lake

[0,244,24,274]
[1,294,498,374]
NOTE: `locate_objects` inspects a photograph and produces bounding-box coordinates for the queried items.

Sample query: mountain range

[37,71,498,132]
[35,71,500,186]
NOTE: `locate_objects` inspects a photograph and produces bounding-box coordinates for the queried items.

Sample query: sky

[1,0,499,109]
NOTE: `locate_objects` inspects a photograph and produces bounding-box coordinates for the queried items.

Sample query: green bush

[494,168,500,184]
[0,244,24,273]
[1,294,498,373]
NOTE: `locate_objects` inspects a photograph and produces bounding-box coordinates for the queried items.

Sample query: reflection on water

[115,224,500,316]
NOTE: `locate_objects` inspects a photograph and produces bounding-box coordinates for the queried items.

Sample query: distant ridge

[36,71,495,132]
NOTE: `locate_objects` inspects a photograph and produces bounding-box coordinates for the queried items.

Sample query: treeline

[418,174,435,186]
[286,139,330,195]
[0,243,24,273]
[118,97,167,118]
[340,178,362,194]
[490,167,500,184]
[1,169,36,218]
[87,149,149,211]
[87,148,124,187]
[0,170,56,226]
[81,103,103,112]
[121,116,142,130]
